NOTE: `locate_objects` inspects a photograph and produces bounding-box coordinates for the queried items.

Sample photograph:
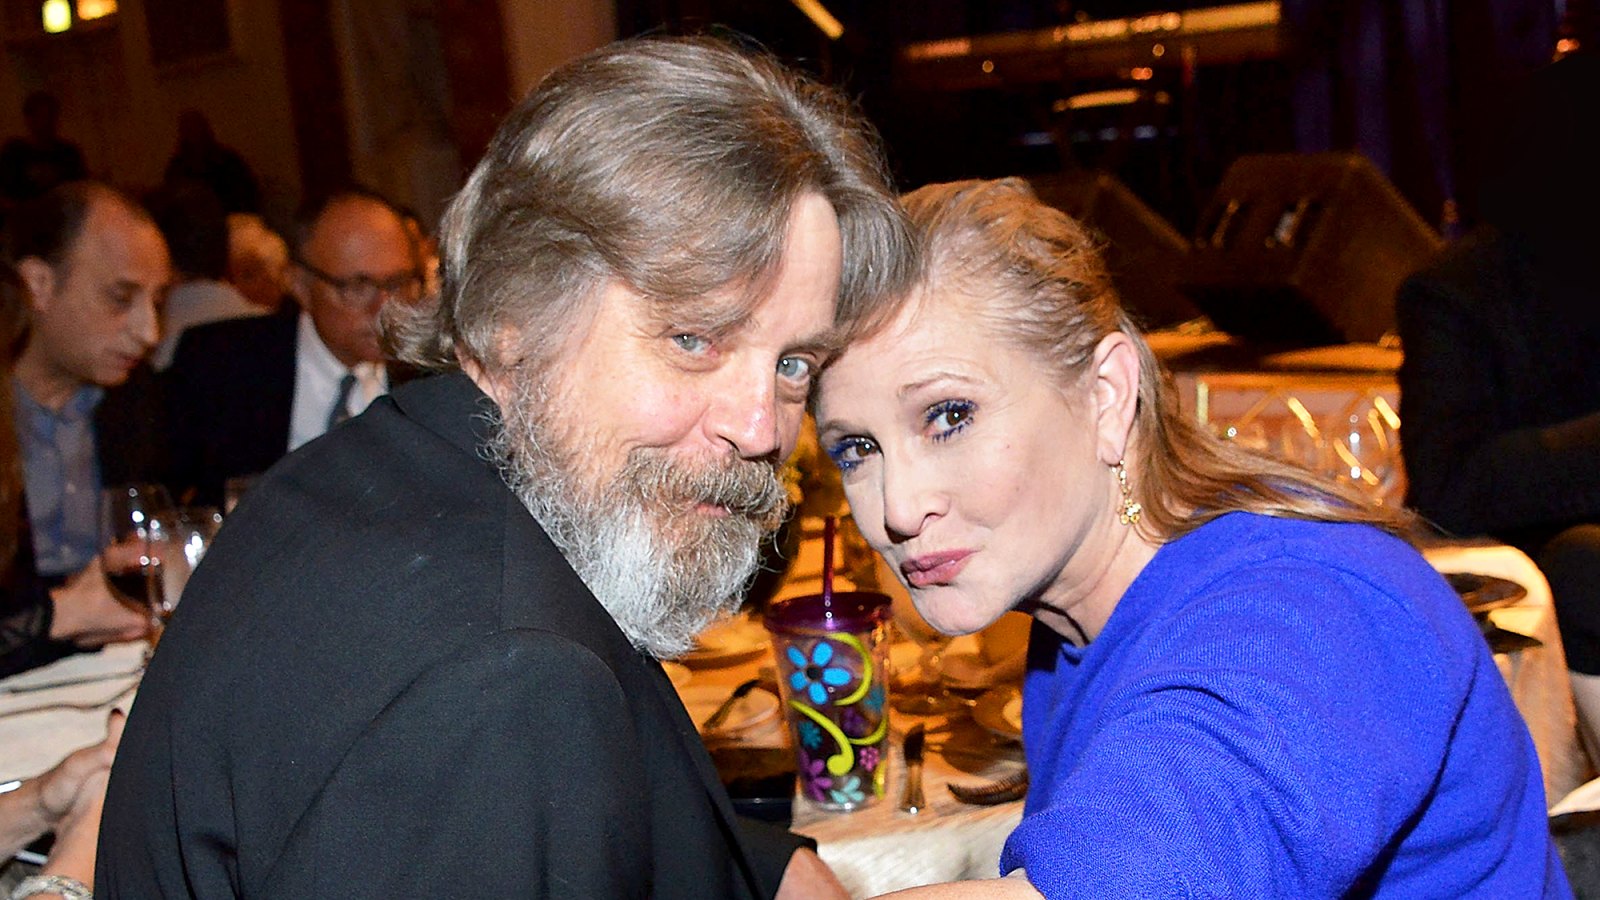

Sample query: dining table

[0,533,1585,898]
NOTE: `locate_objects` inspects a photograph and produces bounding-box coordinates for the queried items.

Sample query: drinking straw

[822,515,836,604]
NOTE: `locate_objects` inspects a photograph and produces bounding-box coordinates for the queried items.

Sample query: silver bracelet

[9,875,92,900]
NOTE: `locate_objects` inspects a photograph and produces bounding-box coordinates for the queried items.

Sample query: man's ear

[464,325,527,408]
[287,265,313,310]
[1089,331,1141,466]
[15,257,55,314]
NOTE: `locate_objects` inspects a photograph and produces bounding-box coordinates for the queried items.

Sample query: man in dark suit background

[99,36,915,899]
[164,188,421,507]
[3,182,170,677]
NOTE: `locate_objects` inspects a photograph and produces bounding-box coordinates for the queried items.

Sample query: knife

[700,678,761,733]
[898,724,927,814]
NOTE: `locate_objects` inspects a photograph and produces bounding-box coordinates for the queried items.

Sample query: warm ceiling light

[77,0,117,21]
[788,0,844,40]
[1066,89,1142,110]
[42,0,72,33]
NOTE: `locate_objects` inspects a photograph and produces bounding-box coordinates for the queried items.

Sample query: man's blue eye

[826,436,878,473]
[672,334,710,354]
[926,400,975,441]
[776,356,812,381]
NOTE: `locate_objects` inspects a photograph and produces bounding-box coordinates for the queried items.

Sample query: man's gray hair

[384,35,915,374]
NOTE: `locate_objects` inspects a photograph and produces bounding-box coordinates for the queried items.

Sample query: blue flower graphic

[797,719,823,749]
[863,682,886,714]
[828,774,865,805]
[787,640,852,705]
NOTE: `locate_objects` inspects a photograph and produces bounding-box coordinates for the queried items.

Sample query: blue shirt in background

[11,377,104,577]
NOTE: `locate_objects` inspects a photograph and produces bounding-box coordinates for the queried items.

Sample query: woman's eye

[776,356,813,382]
[925,400,976,440]
[672,334,711,354]
[826,436,878,473]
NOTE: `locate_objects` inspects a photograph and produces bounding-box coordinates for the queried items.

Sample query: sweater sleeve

[1001,564,1468,899]
[1,536,75,678]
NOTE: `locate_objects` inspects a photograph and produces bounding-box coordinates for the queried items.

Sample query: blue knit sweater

[1000,512,1568,898]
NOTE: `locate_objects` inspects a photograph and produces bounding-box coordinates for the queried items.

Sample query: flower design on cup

[858,745,880,773]
[798,719,824,749]
[828,773,866,806]
[802,755,834,802]
[787,640,852,705]
[863,681,886,715]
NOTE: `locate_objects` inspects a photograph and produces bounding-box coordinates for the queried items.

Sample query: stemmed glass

[101,483,176,645]
[160,506,223,614]
[889,586,960,715]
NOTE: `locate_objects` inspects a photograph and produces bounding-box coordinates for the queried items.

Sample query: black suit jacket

[165,310,298,508]
[99,372,804,898]
[1396,225,1600,550]
[1,364,170,677]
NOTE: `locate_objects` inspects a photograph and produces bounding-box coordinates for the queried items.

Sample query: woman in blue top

[814,178,1567,898]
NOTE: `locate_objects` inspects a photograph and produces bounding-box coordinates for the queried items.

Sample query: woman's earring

[1114,459,1142,526]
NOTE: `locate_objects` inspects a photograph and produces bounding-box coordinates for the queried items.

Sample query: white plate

[680,614,770,668]
[678,682,780,736]
[972,685,1023,741]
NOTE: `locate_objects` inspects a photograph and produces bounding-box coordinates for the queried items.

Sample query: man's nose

[131,296,161,351]
[709,370,782,461]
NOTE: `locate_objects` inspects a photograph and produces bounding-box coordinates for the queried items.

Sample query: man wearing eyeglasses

[165,189,423,506]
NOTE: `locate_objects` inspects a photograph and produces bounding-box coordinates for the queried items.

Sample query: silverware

[1,667,144,694]
[700,678,762,732]
[949,769,1030,806]
[899,724,928,814]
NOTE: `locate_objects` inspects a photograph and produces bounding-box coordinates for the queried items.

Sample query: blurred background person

[0,92,86,222]
[1396,52,1600,753]
[395,204,440,298]
[163,109,260,216]
[165,188,421,507]
[147,181,266,370]
[226,213,290,314]
[2,183,169,677]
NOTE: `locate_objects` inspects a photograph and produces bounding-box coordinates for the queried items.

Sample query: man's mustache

[622,452,789,530]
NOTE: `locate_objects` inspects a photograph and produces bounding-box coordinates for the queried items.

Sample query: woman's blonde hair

[893,177,1411,541]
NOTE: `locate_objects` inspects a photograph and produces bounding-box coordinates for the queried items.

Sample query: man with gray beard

[98,37,914,899]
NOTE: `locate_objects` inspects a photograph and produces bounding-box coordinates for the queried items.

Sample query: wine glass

[160,505,223,612]
[888,583,960,715]
[102,483,176,640]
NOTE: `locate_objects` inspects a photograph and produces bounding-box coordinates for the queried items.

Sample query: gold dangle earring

[1114,459,1142,526]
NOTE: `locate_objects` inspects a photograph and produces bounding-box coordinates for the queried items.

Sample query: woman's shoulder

[1140,513,1480,678]
[1158,512,1425,590]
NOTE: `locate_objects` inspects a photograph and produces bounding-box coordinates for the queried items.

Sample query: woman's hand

[0,710,124,862]
[47,548,151,648]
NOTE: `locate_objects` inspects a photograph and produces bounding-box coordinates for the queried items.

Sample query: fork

[948,768,1029,805]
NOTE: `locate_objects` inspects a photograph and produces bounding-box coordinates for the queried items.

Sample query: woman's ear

[15,257,55,314]
[1088,331,1141,465]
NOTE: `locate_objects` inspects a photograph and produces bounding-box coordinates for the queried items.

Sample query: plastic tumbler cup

[764,591,892,812]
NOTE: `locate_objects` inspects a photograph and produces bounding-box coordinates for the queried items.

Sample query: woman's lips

[901,550,973,588]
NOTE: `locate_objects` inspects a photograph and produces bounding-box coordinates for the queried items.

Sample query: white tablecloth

[1422,540,1588,805]
[0,641,142,782]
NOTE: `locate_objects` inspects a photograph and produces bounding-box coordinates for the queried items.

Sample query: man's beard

[485,375,790,658]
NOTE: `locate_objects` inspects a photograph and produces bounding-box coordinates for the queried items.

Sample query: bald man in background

[164,189,423,506]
